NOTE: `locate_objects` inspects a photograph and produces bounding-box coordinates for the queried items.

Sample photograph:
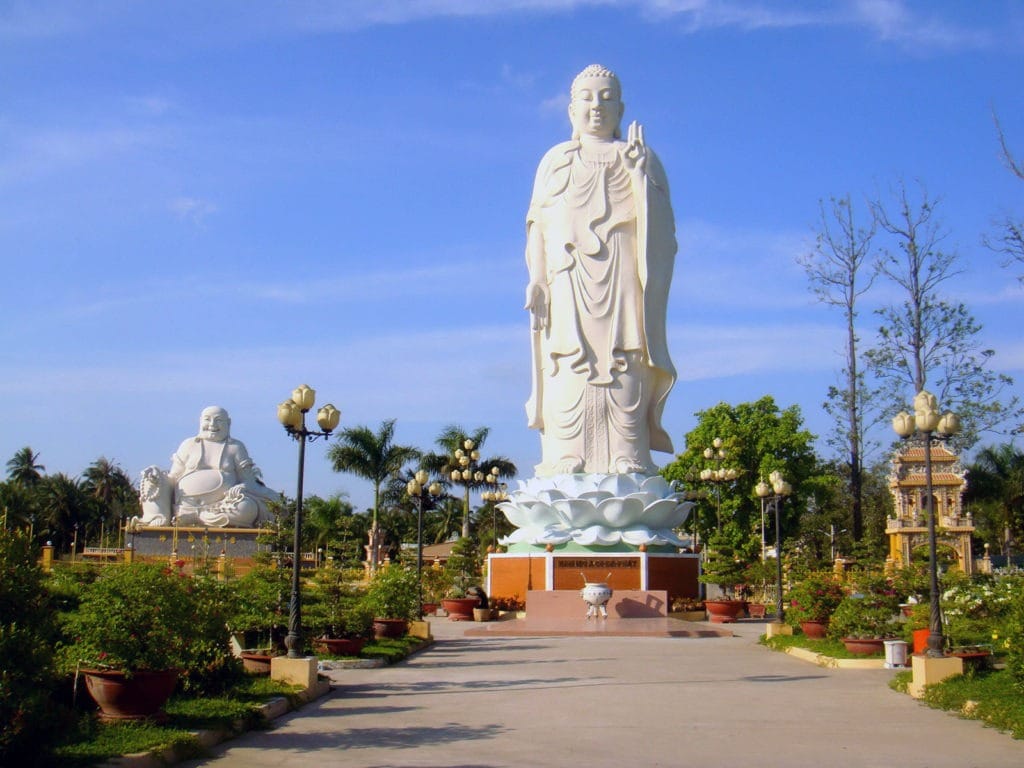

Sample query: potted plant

[420,565,451,616]
[364,564,419,638]
[699,524,757,623]
[441,537,485,621]
[670,596,707,622]
[827,576,900,655]
[785,572,846,637]
[306,567,373,656]
[741,559,776,619]
[225,565,289,673]
[57,563,212,720]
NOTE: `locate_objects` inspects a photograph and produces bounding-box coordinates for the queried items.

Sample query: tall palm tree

[82,457,137,543]
[326,419,419,568]
[36,473,91,550]
[6,446,44,487]
[422,424,517,539]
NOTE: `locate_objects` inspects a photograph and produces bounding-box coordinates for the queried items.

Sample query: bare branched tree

[867,180,1018,448]
[798,196,878,540]
[983,110,1024,281]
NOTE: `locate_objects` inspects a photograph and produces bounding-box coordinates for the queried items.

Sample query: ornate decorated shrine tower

[886,438,973,574]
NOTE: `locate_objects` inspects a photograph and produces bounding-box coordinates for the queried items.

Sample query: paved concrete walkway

[179,618,1021,768]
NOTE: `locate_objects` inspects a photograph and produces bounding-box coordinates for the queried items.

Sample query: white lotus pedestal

[490,473,699,616]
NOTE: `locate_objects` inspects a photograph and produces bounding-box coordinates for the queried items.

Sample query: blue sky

[2,1,1022,514]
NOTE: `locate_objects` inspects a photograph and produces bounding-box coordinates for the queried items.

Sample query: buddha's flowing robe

[526,139,676,475]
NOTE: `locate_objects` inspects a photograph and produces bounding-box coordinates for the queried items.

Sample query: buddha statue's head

[199,406,231,442]
[568,64,624,141]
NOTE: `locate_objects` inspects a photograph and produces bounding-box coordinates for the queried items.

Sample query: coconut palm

[82,457,137,543]
[422,424,517,538]
[6,447,44,487]
[35,473,91,550]
[326,419,419,568]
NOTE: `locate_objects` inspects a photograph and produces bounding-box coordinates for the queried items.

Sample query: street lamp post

[448,440,484,539]
[699,438,740,531]
[407,470,443,619]
[892,389,959,658]
[277,384,341,659]
[481,468,509,551]
[756,471,791,623]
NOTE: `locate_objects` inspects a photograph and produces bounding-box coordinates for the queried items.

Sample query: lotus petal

[496,501,531,529]
[572,525,621,546]
[598,474,641,497]
[619,527,658,546]
[520,501,561,527]
[624,490,658,508]
[536,488,568,504]
[499,528,536,545]
[596,496,645,527]
[651,528,688,547]
[641,498,689,529]
[640,475,673,497]
[535,527,573,545]
[579,490,613,504]
[549,498,597,528]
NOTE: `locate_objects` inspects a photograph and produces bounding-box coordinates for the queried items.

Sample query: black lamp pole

[279,386,339,659]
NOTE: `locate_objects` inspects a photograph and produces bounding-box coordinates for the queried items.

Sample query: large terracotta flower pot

[82,668,179,722]
[442,597,480,621]
[747,603,767,619]
[799,620,828,639]
[372,618,408,639]
[239,651,273,675]
[704,599,745,623]
[842,638,886,656]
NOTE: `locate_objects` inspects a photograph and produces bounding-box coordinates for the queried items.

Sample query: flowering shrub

[1005,577,1024,688]
[57,563,229,680]
[1,530,61,764]
[941,573,1020,648]
[785,572,846,626]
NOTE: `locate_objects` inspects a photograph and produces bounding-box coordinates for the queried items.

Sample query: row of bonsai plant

[1,527,495,762]
[723,566,1024,662]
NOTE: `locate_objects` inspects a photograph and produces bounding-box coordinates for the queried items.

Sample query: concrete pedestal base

[271,656,318,689]
[409,620,432,641]
[765,621,793,638]
[908,654,964,699]
[487,550,699,605]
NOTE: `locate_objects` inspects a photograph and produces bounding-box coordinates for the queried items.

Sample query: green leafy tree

[867,180,1018,448]
[661,397,820,546]
[798,195,878,541]
[327,419,419,568]
[965,443,1024,558]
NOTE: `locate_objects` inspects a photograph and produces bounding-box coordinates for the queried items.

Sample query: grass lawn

[53,635,430,765]
[918,668,1024,740]
[53,676,304,766]
[760,632,887,659]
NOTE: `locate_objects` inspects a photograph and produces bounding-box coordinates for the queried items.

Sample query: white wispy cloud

[850,0,994,51]
[0,125,158,186]
[169,196,219,225]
